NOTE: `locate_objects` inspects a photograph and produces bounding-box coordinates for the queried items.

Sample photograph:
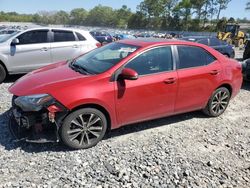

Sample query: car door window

[125,47,173,76]
[177,46,216,69]
[17,30,48,45]
[53,30,76,42]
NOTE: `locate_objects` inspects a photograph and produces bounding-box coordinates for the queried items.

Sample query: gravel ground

[0,51,250,187]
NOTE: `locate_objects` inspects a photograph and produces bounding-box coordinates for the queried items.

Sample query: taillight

[96,43,101,48]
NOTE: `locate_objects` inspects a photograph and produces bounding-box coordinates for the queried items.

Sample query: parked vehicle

[114,34,136,40]
[241,59,250,81]
[243,40,250,60]
[8,39,242,149]
[182,36,235,58]
[0,29,20,35]
[0,28,100,83]
[90,31,113,45]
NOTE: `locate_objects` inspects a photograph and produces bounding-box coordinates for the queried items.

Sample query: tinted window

[125,47,173,76]
[210,38,220,46]
[53,30,75,42]
[17,30,48,44]
[197,38,208,45]
[76,32,86,41]
[177,46,216,69]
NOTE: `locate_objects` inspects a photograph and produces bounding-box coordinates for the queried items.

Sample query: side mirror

[120,68,138,80]
[11,38,19,46]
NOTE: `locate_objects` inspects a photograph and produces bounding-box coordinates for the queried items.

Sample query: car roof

[23,27,90,34]
[182,36,216,40]
[117,38,200,47]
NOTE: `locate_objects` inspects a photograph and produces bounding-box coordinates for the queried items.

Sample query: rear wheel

[60,108,107,149]
[0,64,6,84]
[203,87,231,117]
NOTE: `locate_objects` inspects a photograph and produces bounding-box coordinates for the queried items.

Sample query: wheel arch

[216,83,233,96]
[70,103,112,132]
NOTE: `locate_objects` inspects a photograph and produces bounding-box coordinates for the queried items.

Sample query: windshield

[71,42,140,74]
[225,25,236,33]
[0,31,20,43]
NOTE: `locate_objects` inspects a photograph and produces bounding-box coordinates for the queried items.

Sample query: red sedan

[8,39,243,149]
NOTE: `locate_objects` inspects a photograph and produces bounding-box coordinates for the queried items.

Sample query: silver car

[0,28,100,83]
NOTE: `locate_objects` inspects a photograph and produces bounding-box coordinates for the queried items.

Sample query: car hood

[9,61,91,96]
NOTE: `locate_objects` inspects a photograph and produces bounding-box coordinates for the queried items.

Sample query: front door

[115,46,178,125]
[8,29,51,73]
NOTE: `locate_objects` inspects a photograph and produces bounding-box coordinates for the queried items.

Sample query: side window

[177,46,216,69]
[125,47,173,76]
[76,32,86,41]
[53,30,76,42]
[17,30,48,45]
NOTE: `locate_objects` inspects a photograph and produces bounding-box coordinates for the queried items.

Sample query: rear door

[50,29,81,62]
[8,29,51,73]
[174,45,222,113]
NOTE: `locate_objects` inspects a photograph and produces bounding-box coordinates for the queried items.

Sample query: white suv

[0,28,100,83]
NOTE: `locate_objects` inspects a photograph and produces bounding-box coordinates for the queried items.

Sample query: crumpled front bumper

[8,99,68,143]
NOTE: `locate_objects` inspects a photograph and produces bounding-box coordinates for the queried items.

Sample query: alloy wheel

[67,113,103,146]
[211,90,230,115]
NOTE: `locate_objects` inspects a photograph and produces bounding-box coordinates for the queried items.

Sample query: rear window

[53,30,76,42]
[76,32,86,41]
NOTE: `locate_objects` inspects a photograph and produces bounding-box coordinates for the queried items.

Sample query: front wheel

[60,108,107,149]
[202,87,231,117]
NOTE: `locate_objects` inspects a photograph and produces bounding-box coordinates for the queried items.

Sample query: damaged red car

[8,39,243,149]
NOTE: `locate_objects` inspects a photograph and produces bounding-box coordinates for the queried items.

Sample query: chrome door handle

[73,45,79,48]
[41,47,48,51]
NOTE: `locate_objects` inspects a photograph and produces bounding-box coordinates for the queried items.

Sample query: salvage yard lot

[0,50,249,187]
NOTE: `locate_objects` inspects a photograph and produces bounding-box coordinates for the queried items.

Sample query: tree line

[0,0,249,31]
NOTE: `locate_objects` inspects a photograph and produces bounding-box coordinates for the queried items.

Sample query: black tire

[0,64,6,84]
[60,108,107,149]
[202,87,231,117]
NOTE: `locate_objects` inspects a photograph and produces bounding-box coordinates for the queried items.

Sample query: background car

[114,34,136,40]
[182,36,235,58]
[241,59,250,81]
[8,39,242,149]
[0,27,100,83]
[90,30,113,45]
[0,29,20,35]
[243,40,250,60]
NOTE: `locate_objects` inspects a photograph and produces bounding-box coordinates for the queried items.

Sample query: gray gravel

[0,55,250,187]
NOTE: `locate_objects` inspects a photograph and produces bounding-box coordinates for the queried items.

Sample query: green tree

[70,8,88,25]
[216,0,231,20]
[52,11,70,25]
[114,5,132,28]
[127,11,148,29]
[176,0,192,30]
[246,1,250,10]
[85,5,115,27]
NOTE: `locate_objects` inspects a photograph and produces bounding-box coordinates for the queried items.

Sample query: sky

[0,0,249,19]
